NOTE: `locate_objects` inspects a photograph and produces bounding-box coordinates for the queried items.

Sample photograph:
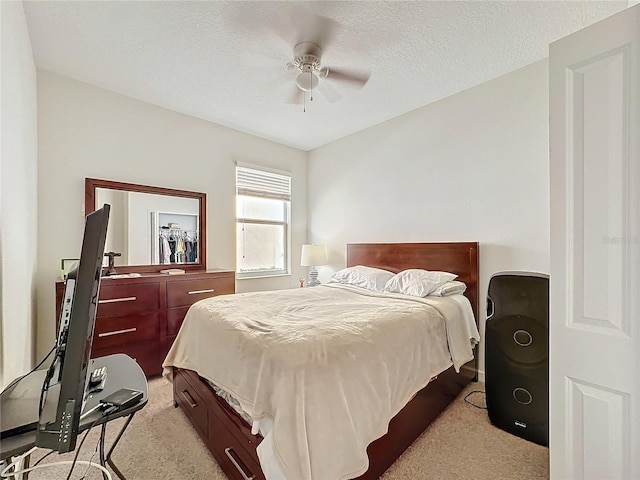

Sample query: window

[236,165,291,278]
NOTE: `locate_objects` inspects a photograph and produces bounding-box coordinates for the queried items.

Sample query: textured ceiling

[23,1,626,151]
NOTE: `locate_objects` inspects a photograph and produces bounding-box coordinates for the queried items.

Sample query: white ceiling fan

[235,7,372,108]
[285,41,371,107]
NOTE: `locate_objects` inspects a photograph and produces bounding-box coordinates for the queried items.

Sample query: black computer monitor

[36,204,110,452]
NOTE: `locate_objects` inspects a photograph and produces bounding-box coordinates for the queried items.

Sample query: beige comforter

[163,284,478,480]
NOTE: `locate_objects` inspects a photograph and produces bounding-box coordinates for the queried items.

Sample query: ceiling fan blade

[288,86,304,105]
[324,67,371,88]
[242,50,288,71]
[293,11,340,51]
[317,81,342,104]
[230,5,293,52]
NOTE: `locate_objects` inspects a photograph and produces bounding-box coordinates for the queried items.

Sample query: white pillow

[428,280,467,297]
[384,269,458,297]
[330,265,395,292]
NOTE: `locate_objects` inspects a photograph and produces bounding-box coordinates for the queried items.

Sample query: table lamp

[300,244,327,287]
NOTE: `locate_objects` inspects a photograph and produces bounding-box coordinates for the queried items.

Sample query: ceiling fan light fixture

[296,72,319,92]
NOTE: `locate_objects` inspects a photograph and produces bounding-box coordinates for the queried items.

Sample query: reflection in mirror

[85,178,206,274]
[95,188,200,266]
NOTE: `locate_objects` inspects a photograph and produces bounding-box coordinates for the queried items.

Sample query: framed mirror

[85,178,206,273]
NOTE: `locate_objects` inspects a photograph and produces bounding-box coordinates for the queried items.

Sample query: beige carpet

[25,378,549,480]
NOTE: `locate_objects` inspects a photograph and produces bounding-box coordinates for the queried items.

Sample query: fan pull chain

[303,90,306,113]
[310,71,314,101]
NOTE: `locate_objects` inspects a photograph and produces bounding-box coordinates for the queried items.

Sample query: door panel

[571,48,628,334]
[549,5,639,479]
[567,379,629,480]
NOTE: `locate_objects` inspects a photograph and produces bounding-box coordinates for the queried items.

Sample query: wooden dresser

[55,270,235,377]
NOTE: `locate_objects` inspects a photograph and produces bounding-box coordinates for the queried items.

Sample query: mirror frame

[85,178,207,273]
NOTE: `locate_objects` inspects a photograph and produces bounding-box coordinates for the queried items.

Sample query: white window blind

[236,166,291,201]
[235,165,291,278]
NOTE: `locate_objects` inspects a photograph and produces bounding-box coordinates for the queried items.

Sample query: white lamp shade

[300,244,327,266]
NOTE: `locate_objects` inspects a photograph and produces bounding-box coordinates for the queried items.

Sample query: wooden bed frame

[172,242,479,480]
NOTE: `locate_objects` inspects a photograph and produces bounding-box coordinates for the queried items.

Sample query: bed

[164,242,479,480]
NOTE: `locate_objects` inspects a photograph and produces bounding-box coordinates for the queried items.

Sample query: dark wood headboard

[346,242,479,322]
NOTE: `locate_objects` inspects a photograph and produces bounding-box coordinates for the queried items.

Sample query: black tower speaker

[485,271,549,446]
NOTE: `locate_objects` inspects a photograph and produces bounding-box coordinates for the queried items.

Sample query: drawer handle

[181,390,197,408]
[187,289,215,295]
[98,327,137,337]
[99,296,137,304]
[224,448,255,480]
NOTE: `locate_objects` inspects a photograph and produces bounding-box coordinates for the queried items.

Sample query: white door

[549,5,639,479]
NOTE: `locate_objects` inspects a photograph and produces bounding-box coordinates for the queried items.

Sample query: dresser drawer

[174,369,209,440]
[97,283,160,317]
[166,276,234,308]
[93,312,159,348]
[92,340,161,377]
[167,306,190,336]
[163,334,177,358]
[209,381,260,453]
[210,415,264,480]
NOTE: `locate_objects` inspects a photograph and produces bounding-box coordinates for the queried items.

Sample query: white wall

[0,1,39,387]
[36,71,307,360]
[308,60,550,379]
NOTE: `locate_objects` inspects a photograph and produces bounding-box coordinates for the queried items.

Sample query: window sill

[236,272,290,280]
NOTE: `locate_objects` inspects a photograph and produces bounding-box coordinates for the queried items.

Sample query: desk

[0,354,147,479]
